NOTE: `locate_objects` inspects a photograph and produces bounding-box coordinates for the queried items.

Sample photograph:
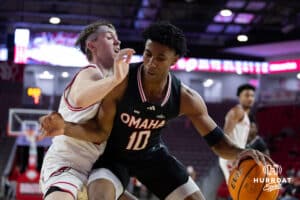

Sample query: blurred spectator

[286,167,296,178]
[281,185,298,200]
[130,177,154,200]
[246,119,270,155]
[132,177,142,198]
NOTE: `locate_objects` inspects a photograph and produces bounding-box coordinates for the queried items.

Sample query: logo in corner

[253,164,292,192]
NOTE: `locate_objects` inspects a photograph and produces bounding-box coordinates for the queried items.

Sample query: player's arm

[69,48,134,108]
[180,84,264,163]
[65,82,121,143]
[120,191,138,200]
[38,112,107,143]
[39,81,124,143]
[223,106,244,136]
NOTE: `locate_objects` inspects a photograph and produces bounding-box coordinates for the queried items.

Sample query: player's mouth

[114,48,120,53]
[147,70,156,76]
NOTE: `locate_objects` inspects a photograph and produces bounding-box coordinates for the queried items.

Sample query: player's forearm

[73,76,119,108]
[211,135,244,160]
[63,121,109,144]
[223,124,235,137]
[120,191,138,200]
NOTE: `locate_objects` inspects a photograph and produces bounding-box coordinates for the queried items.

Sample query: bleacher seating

[256,105,300,175]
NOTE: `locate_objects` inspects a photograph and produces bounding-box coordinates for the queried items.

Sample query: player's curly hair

[142,21,187,57]
[236,84,256,96]
[75,19,115,61]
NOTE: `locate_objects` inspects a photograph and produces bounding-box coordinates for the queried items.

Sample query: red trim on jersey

[50,181,78,189]
[137,65,172,106]
[137,65,147,103]
[161,74,172,106]
[63,65,100,111]
[49,166,71,178]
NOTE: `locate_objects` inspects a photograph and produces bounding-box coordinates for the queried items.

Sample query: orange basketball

[228,159,280,200]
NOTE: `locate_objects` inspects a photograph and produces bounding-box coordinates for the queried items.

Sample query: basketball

[228,159,280,200]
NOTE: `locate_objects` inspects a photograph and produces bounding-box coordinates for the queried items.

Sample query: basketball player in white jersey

[39,20,136,200]
[219,83,256,183]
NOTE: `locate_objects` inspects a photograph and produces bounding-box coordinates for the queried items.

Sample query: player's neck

[91,61,112,78]
[142,73,169,102]
[239,104,250,113]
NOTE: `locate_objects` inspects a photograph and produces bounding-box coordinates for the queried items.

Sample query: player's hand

[113,48,135,84]
[38,112,65,141]
[233,149,276,169]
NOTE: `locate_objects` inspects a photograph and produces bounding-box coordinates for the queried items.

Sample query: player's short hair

[142,21,187,57]
[75,19,116,61]
[236,84,256,96]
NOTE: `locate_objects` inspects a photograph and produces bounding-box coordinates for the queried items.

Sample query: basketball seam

[256,167,269,200]
[271,188,279,200]
[237,163,257,200]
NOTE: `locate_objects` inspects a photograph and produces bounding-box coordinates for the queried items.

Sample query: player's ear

[86,41,96,52]
[171,55,180,66]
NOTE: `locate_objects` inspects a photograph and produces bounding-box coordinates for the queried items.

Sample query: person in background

[219,84,256,183]
[246,115,270,155]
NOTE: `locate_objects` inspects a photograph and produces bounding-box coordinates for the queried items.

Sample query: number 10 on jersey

[126,130,151,150]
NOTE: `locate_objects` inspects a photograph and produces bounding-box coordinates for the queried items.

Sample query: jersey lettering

[126,130,151,150]
[120,113,165,130]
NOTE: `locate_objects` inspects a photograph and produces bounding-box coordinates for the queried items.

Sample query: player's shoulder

[76,64,103,80]
[79,64,98,72]
[80,64,100,74]
[232,105,244,113]
[180,83,206,115]
[180,84,204,106]
[181,83,200,97]
[228,105,245,119]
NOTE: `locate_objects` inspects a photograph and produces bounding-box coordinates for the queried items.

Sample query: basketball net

[24,129,38,180]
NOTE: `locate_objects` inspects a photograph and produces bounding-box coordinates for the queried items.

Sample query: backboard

[8,108,52,136]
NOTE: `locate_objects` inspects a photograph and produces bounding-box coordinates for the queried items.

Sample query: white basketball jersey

[230,112,250,148]
[46,65,106,175]
[219,112,250,182]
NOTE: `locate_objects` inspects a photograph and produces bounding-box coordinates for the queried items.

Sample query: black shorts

[92,147,189,199]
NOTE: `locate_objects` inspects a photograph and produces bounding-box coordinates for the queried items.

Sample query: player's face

[239,89,255,108]
[142,39,179,80]
[92,26,120,68]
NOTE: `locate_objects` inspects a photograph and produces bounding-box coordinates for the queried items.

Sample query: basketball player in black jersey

[40,22,273,200]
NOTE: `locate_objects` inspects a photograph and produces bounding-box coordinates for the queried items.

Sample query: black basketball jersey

[103,62,181,160]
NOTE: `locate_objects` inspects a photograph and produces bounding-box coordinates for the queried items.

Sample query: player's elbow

[94,130,110,144]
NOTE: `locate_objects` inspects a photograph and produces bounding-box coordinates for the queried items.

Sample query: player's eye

[145,53,151,57]
[157,57,166,61]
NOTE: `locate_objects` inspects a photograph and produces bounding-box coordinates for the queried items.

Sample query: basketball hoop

[8,108,51,137]
[24,129,36,144]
